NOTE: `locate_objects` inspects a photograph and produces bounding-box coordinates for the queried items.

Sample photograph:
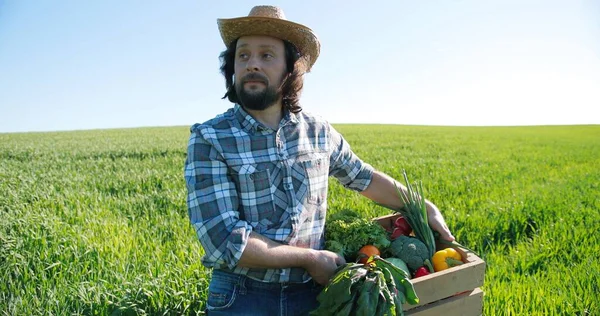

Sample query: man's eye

[238,53,248,59]
[263,53,274,59]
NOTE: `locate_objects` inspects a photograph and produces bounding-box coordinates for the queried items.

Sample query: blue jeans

[206,269,323,316]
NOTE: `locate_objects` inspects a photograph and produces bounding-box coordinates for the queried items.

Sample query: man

[184,5,455,315]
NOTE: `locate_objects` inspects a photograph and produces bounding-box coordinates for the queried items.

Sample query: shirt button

[284,183,293,190]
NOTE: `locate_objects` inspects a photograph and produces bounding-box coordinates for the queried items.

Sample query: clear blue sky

[1,0,599,133]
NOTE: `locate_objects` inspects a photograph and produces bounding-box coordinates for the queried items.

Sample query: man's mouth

[242,73,268,86]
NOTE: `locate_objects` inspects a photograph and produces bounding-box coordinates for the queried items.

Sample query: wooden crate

[373,214,486,315]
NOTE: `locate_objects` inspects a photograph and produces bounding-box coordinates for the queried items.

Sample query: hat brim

[218,17,320,73]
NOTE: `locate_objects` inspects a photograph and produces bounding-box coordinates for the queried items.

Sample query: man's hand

[237,233,346,285]
[426,200,455,241]
[304,250,346,285]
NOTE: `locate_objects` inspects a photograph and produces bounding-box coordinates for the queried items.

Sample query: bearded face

[234,36,288,111]
[235,72,282,111]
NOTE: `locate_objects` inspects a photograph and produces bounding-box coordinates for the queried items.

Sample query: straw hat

[217,5,320,73]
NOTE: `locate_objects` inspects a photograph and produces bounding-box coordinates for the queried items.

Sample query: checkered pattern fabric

[184,104,374,283]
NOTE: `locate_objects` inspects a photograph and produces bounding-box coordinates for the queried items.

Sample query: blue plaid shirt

[184,104,374,283]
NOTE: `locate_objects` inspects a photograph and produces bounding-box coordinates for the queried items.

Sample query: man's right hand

[304,249,346,285]
[236,233,347,285]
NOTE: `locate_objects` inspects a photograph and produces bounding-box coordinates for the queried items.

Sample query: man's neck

[244,102,284,131]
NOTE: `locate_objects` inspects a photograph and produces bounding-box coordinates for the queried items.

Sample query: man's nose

[246,56,260,72]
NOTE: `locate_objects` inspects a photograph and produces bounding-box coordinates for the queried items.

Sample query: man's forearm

[360,170,406,209]
[236,232,315,269]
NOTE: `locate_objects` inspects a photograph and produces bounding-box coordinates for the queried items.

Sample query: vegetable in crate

[357,245,380,264]
[311,256,419,316]
[324,209,390,261]
[389,235,433,272]
[384,257,411,279]
[391,216,412,239]
[377,171,437,260]
[413,266,430,278]
[432,248,463,272]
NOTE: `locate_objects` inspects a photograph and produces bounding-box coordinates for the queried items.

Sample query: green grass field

[1,124,598,315]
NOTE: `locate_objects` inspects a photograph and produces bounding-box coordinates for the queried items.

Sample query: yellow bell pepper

[432,248,464,272]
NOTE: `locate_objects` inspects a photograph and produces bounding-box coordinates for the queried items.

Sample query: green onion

[380,170,436,260]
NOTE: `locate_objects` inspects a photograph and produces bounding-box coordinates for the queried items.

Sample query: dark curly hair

[219,38,304,113]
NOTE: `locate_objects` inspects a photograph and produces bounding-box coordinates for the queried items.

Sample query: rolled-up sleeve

[184,125,252,269]
[327,124,374,192]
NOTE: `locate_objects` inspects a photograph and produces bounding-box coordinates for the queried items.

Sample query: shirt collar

[234,104,299,134]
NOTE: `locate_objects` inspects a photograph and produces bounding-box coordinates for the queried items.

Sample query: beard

[235,73,282,111]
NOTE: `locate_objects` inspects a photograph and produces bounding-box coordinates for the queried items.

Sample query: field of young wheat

[1,124,598,315]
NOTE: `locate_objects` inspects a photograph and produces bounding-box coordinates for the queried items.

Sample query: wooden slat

[406,287,484,316]
[373,214,397,232]
[402,252,485,310]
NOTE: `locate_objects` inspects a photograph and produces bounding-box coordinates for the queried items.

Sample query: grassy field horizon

[2,123,599,135]
[1,124,598,315]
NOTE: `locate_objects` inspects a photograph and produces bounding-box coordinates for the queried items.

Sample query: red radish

[390,227,405,239]
[393,216,412,235]
[413,266,430,278]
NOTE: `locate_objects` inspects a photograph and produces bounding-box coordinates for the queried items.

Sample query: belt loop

[238,274,247,295]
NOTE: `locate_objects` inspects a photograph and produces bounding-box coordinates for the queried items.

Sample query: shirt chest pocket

[234,168,277,230]
[300,156,329,205]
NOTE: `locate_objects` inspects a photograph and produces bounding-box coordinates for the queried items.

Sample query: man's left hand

[426,201,455,242]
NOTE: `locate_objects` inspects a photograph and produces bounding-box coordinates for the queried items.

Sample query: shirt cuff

[345,162,375,192]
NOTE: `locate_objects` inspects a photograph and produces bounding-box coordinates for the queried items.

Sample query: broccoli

[389,235,430,271]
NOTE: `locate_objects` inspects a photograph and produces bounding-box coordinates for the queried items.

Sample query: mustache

[241,73,268,84]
